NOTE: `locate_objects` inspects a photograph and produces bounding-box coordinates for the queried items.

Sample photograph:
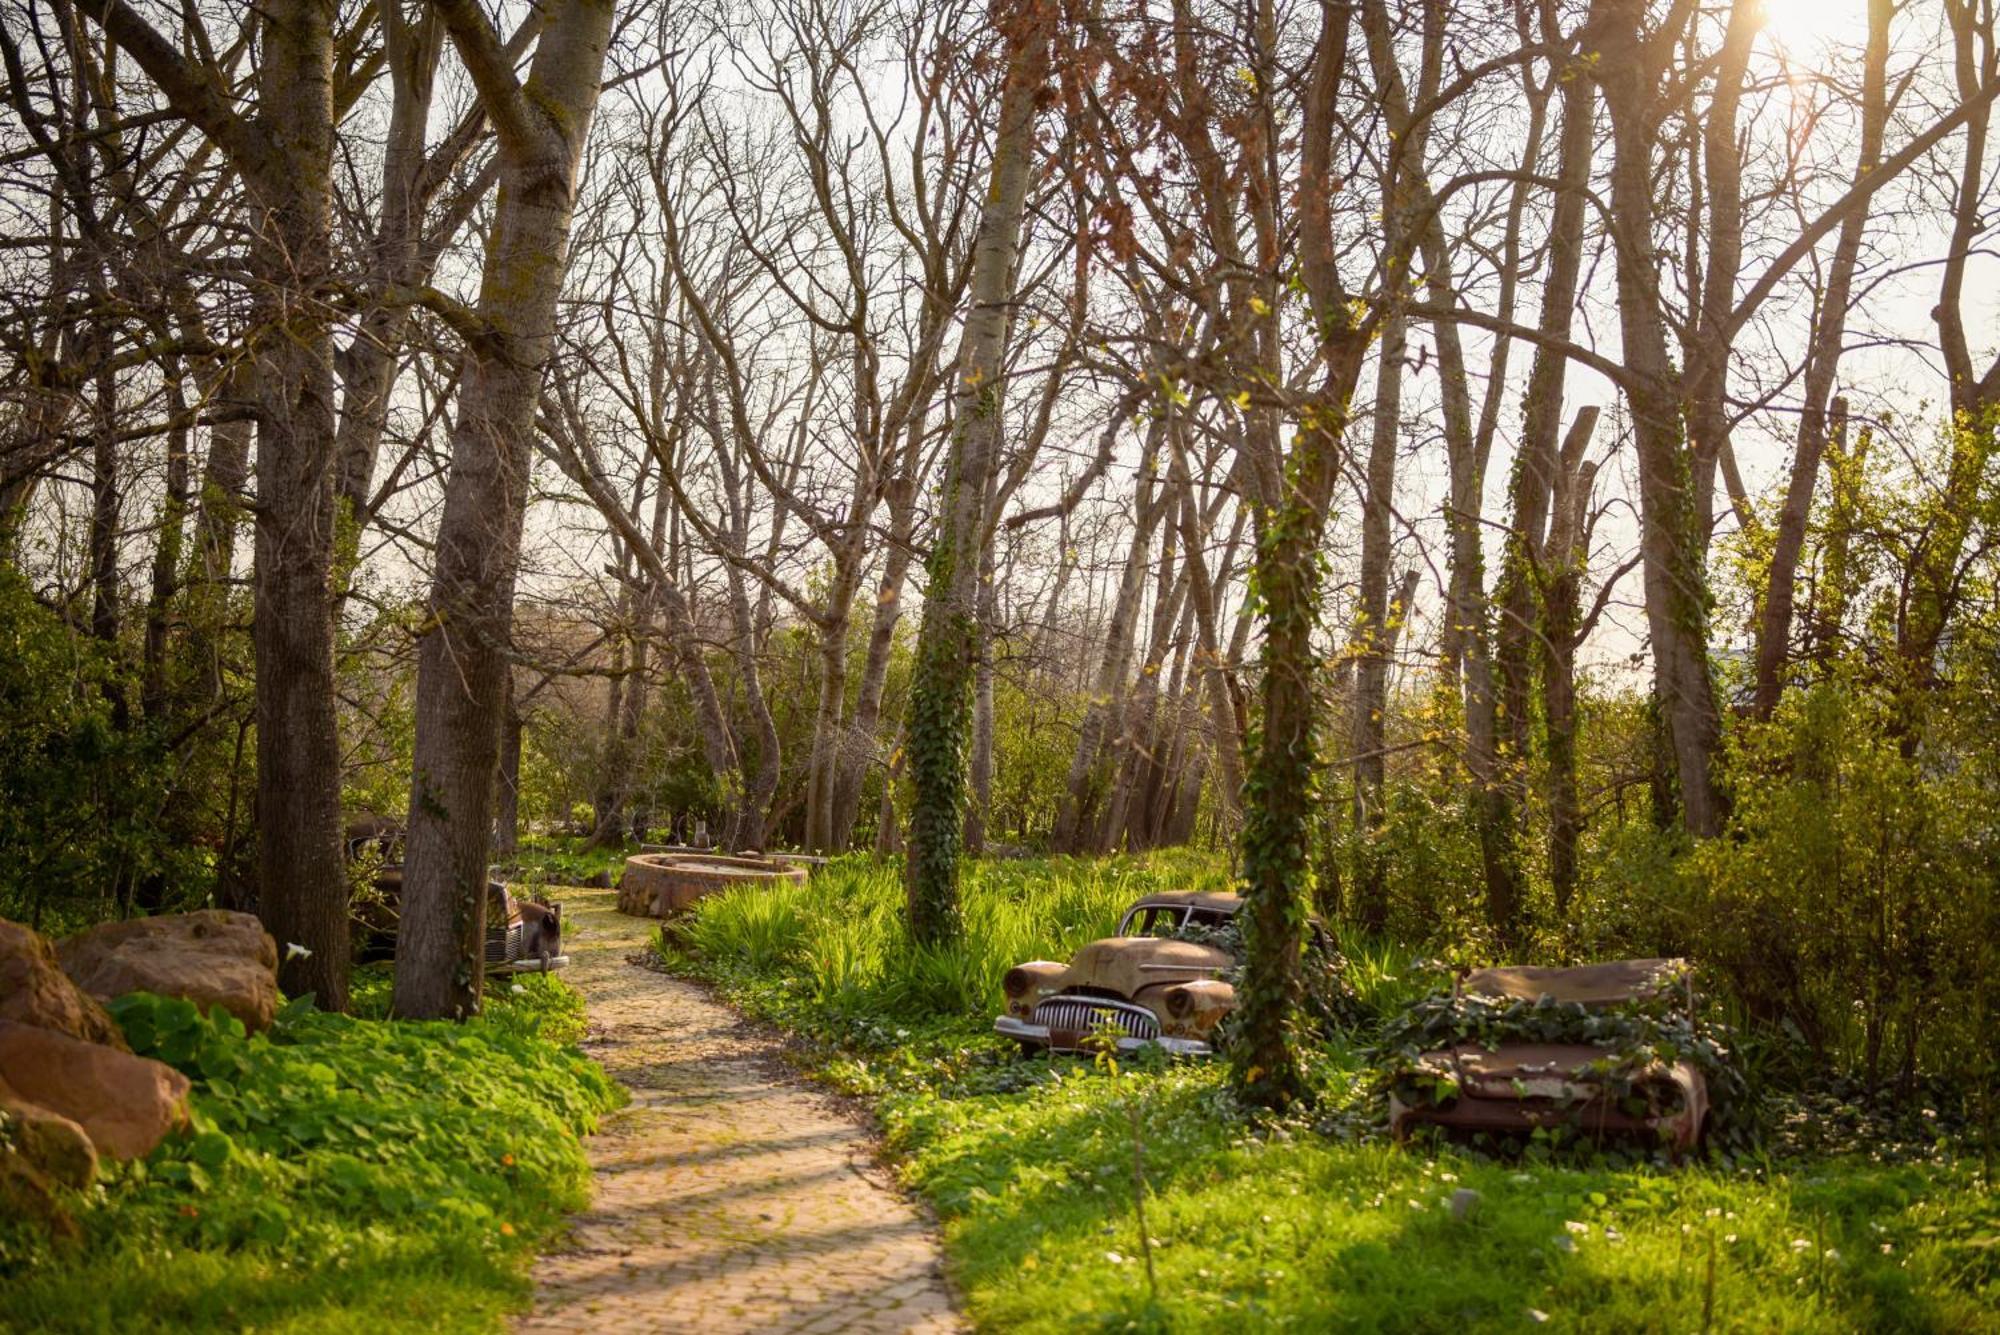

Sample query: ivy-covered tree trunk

[1229,0,1373,1111]
[394,0,613,1020]
[901,1,1048,945]
[1232,412,1348,1111]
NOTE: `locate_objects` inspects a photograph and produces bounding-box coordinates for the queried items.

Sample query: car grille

[484,919,521,965]
[1033,997,1159,1043]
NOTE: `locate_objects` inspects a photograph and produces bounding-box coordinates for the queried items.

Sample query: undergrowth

[668,853,1999,1332]
[0,979,618,1333]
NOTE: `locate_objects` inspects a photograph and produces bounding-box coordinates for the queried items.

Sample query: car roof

[1127,891,1244,915]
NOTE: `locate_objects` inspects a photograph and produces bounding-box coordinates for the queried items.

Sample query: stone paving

[518,887,963,1334]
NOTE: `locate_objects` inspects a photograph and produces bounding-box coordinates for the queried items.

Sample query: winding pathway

[518,886,962,1334]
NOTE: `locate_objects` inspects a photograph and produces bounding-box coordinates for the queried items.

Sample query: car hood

[1055,937,1233,1001]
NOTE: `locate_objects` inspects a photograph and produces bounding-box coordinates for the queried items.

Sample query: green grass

[0,980,620,1333]
[673,853,2000,1333]
[496,835,634,892]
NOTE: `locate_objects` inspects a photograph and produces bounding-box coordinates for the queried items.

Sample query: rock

[1449,1187,1483,1222]
[60,910,280,1032]
[0,918,128,1050]
[0,1076,97,1189]
[0,1020,190,1161]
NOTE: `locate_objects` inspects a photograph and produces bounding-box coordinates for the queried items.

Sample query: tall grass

[678,850,1230,1023]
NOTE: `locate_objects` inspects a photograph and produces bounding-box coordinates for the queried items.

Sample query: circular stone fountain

[615,852,809,918]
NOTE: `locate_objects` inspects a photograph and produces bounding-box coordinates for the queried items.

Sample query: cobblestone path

[518,886,963,1334]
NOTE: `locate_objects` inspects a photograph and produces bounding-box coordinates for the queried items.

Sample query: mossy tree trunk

[903,0,1050,945]
[395,0,613,1020]
[1230,0,1374,1111]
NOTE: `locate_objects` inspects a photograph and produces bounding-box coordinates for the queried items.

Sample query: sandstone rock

[0,917,128,1050]
[60,910,280,1032]
[0,1076,97,1189]
[0,1020,190,1160]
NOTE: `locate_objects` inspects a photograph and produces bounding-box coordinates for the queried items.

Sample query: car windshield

[1119,905,1187,937]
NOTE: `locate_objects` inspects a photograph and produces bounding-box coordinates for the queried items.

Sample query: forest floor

[518,887,961,1334]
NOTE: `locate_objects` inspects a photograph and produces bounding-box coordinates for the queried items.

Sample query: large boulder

[0,918,128,1050]
[0,1075,97,1190]
[0,1020,189,1161]
[60,910,280,1032]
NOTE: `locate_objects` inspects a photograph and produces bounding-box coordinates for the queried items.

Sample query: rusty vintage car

[995,891,1258,1056]
[1385,957,1711,1152]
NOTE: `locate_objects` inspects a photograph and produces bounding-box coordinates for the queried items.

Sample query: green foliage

[0,987,618,1332]
[0,568,215,931]
[1683,683,1997,1094]
[669,851,1227,1030]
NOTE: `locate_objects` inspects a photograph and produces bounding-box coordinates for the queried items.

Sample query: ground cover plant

[669,855,1998,1332]
[0,976,618,1333]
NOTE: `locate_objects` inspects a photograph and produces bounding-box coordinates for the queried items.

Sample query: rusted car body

[995,892,1245,1056]
[1386,958,1710,1152]
[354,866,567,975]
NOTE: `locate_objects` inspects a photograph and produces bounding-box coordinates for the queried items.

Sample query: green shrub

[0,989,618,1332]
[1687,684,1998,1095]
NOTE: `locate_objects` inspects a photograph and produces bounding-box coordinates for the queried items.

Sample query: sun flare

[1759,0,1868,50]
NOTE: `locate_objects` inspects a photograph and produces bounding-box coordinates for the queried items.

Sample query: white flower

[284,943,312,962]
[511,984,528,995]
[1564,1220,1590,1235]
[1528,1311,1550,1324]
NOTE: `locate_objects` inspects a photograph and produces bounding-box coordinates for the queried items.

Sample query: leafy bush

[1685,684,1999,1096]
[0,988,618,1332]
[0,569,216,933]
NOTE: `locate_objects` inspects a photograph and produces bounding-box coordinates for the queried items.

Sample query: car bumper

[994,1014,1214,1057]
[489,954,570,975]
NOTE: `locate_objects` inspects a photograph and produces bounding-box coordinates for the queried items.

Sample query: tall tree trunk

[830,472,918,848]
[1900,0,1998,691]
[494,674,522,857]
[189,367,252,705]
[967,552,998,856]
[1494,53,1593,782]
[903,0,1047,944]
[805,597,851,851]
[76,0,352,1005]
[142,362,191,716]
[1542,408,1599,918]
[1099,551,1187,854]
[245,0,348,1011]
[1594,0,1726,836]
[1681,0,1760,545]
[1753,3,1890,715]
[1052,426,1167,851]
[87,354,120,649]
[1350,306,1403,934]
[396,0,613,1020]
